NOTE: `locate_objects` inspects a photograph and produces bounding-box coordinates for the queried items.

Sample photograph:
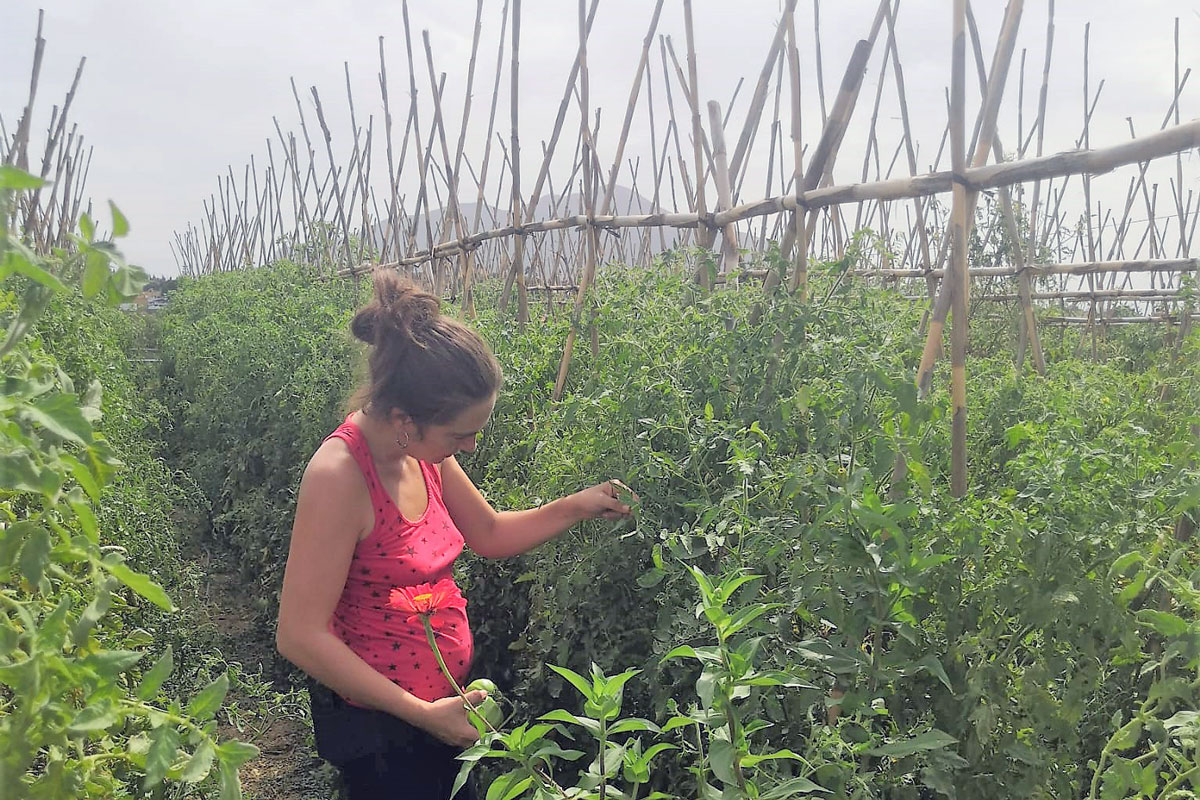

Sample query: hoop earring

[396,429,410,449]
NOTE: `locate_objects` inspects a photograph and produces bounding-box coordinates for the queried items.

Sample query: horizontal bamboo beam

[854,258,1199,278]
[915,289,1192,302]
[1041,314,1200,325]
[338,118,1200,277]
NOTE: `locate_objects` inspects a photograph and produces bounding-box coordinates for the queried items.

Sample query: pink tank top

[324,414,474,703]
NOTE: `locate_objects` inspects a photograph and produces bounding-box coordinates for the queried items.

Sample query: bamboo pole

[423,30,472,311]
[683,0,713,260]
[728,0,799,201]
[947,0,971,498]
[915,0,1025,397]
[706,101,739,273]
[963,2,1045,374]
[500,0,601,312]
[552,0,600,401]
[470,0,510,285]
[600,0,665,216]
[451,0,486,314]
[5,10,45,171]
[784,7,807,298]
[507,0,527,323]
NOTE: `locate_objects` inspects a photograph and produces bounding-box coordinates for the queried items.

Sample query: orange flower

[388,579,465,627]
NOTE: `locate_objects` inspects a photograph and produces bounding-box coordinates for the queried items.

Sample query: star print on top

[323,414,473,704]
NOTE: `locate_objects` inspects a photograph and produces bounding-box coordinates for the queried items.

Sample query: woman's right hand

[418,689,489,748]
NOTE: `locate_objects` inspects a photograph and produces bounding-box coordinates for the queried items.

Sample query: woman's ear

[387,407,414,428]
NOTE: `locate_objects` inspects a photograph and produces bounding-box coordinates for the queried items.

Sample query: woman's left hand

[572,479,639,521]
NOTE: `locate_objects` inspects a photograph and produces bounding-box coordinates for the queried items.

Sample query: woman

[276,271,634,800]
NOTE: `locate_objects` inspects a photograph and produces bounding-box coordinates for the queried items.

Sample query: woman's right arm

[275,445,482,747]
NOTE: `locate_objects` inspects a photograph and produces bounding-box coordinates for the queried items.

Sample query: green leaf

[759,775,831,798]
[218,760,242,800]
[869,729,958,758]
[104,560,175,611]
[0,452,43,493]
[637,567,667,588]
[4,250,66,291]
[18,522,52,587]
[662,715,697,732]
[79,212,95,241]
[2,283,55,357]
[216,740,260,768]
[188,673,230,721]
[0,165,47,189]
[72,583,112,645]
[108,201,130,237]
[548,664,595,703]
[143,724,180,790]
[109,262,146,302]
[137,646,174,700]
[64,454,102,503]
[83,649,144,677]
[24,393,92,446]
[1109,552,1144,578]
[608,717,661,735]
[723,603,781,638]
[709,739,739,786]
[1109,719,1142,752]
[696,669,718,708]
[538,709,601,736]
[82,251,109,299]
[530,742,586,762]
[181,739,216,783]
[715,574,762,606]
[486,771,533,800]
[918,655,954,693]
[66,487,99,543]
[1136,609,1190,637]
[742,749,804,768]
[1117,570,1150,608]
[451,759,476,799]
[67,701,118,733]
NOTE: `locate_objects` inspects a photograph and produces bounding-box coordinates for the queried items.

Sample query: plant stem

[420,615,569,798]
[716,629,751,798]
[599,714,609,800]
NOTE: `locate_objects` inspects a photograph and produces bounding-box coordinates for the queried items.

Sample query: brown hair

[350,271,501,426]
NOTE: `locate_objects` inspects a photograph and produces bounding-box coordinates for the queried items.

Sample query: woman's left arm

[440,456,634,559]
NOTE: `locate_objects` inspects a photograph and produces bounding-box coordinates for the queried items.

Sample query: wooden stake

[553,0,601,402]
[707,101,739,273]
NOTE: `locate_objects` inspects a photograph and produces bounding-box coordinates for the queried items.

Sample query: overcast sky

[3,1,1197,275]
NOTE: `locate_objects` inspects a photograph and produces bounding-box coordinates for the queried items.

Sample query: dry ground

[186,535,342,800]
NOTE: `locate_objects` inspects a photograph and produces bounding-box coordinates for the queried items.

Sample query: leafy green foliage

[156,247,1200,799]
[0,168,255,798]
[156,262,360,614]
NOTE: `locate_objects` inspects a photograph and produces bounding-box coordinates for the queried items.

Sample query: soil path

[187,534,341,800]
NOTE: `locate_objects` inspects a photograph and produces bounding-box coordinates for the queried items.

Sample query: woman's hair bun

[351,271,440,348]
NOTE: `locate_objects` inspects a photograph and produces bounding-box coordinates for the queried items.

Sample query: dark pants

[308,681,477,800]
[340,738,473,800]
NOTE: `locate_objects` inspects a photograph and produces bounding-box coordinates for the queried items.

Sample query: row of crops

[155,253,1200,799]
[4,162,1200,798]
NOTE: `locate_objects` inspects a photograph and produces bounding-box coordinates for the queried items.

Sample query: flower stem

[422,616,470,704]
[419,615,569,798]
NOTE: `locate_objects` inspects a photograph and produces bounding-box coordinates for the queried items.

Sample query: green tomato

[465,678,502,727]
[465,678,498,695]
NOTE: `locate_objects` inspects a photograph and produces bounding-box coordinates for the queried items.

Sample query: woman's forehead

[450,396,495,430]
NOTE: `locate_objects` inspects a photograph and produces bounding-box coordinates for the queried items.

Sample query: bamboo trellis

[166,2,1200,493]
[3,10,94,251]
